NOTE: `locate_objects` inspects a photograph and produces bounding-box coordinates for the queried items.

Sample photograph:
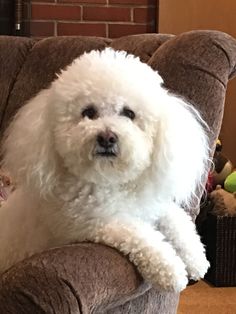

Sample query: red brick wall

[23,0,157,38]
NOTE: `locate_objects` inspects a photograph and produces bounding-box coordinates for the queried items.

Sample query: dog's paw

[133,252,188,292]
[186,252,210,280]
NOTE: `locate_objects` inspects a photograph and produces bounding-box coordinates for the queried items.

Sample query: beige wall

[159,0,236,165]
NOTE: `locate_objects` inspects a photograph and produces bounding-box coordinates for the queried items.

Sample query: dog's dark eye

[120,107,135,120]
[81,106,97,119]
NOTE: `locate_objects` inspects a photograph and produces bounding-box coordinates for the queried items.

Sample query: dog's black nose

[97,131,118,148]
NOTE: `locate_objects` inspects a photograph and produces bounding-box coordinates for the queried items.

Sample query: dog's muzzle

[95,130,119,157]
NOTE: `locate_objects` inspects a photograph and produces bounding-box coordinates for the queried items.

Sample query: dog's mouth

[94,146,118,158]
[96,151,117,157]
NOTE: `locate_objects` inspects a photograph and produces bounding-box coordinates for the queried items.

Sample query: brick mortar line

[31,19,152,24]
[83,4,156,8]
[81,5,83,20]
[130,8,133,22]
[54,21,57,35]
[105,23,108,37]
[30,3,155,8]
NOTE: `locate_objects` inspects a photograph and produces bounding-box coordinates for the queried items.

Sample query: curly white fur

[0,48,210,291]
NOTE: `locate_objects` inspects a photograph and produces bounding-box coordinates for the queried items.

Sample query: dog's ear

[2,90,59,197]
[150,92,210,207]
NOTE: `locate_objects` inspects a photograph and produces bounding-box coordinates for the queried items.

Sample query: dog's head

[50,49,163,185]
[3,48,209,205]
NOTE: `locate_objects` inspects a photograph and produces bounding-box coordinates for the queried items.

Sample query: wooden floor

[177,280,236,314]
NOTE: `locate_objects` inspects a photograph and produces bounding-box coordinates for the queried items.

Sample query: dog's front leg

[81,217,188,292]
[156,204,209,281]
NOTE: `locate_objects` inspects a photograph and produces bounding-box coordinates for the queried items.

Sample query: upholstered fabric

[0,30,235,313]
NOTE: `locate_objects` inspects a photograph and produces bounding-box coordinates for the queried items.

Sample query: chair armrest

[0,243,150,313]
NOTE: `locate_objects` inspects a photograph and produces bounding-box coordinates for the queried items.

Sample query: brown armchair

[0,30,236,313]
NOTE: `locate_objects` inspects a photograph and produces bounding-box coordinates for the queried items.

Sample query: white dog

[0,48,210,292]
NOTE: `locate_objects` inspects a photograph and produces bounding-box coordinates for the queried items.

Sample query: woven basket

[200,213,236,286]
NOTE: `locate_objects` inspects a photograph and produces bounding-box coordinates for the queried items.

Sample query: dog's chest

[60,182,159,224]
